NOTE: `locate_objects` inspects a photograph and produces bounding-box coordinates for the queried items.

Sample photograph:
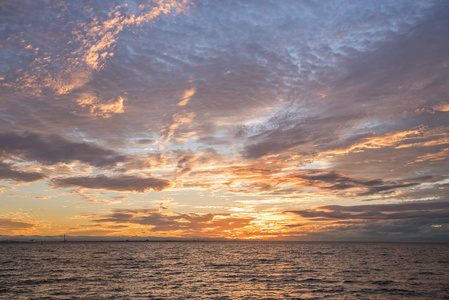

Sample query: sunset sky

[1,0,448,242]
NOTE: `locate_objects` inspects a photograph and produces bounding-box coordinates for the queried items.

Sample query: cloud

[92,208,255,237]
[410,148,449,164]
[80,1,192,71]
[0,132,125,167]
[178,87,196,107]
[236,4,449,164]
[284,169,428,196]
[320,201,449,213]
[133,139,155,145]
[160,112,196,144]
[0,218,34,230]
[175,152,203,176]
[77,94,126,118]
[220,167,429,197]
[240,110,357,159]
[0,161,45,183]
[288,200,449,222]
[284,200,449,242]
[3,0,193,96]
[52,175,171,193]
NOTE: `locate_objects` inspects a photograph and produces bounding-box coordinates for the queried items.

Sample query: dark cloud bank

[0,132,125,167]
[287,200,449,242]
[52,175,171,193]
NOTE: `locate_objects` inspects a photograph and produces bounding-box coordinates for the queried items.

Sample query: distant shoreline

[1,239,448,244]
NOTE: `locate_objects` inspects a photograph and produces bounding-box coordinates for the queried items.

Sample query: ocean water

[0,242,448,299]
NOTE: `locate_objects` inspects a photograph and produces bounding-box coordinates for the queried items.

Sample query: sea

[0,241,448,299]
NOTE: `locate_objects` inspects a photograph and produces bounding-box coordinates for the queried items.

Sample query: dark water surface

[1,241,448,299]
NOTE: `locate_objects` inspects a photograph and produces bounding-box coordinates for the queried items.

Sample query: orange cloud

[82,1,193,70]
[77,94,126,118]
[409,148,449,164]
[88,209,257,238]
[160,112,196,144]
[11,1,193,96]
[178,87,196,106]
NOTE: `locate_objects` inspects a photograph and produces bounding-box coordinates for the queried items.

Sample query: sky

[0,0,448,242]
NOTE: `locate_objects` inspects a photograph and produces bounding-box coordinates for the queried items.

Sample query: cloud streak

[289,200,449,221]
[52,175,171,193]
